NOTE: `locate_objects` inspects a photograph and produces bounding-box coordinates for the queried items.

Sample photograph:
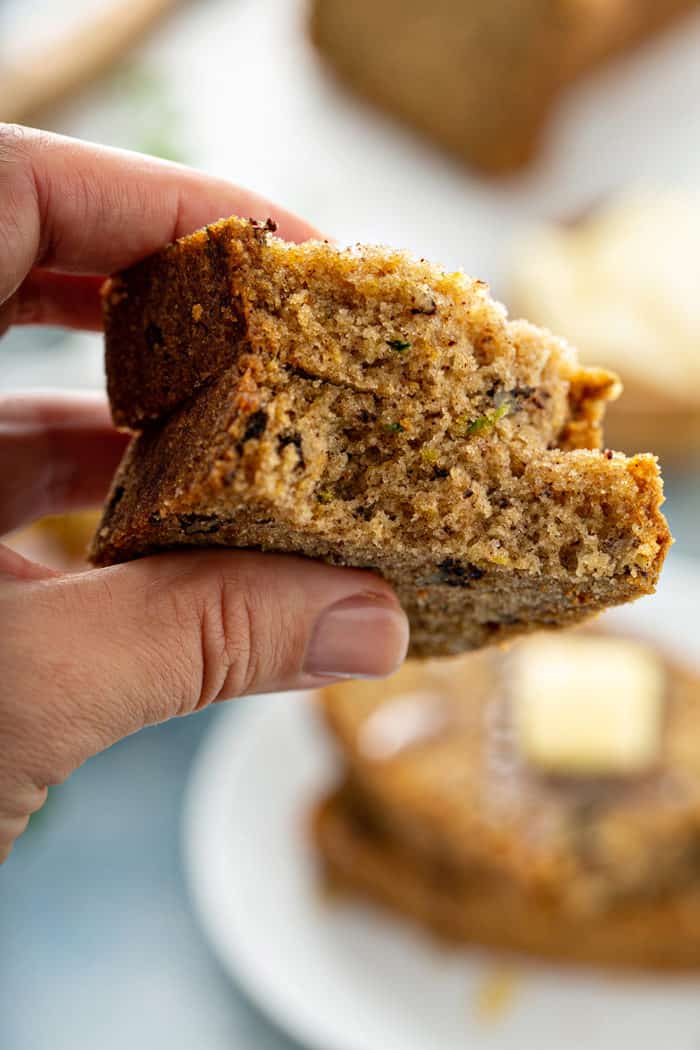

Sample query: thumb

[1,550,409,793]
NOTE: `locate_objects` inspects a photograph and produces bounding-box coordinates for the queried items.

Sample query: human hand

[0,125,409,862]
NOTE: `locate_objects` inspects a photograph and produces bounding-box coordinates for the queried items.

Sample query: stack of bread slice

[91,217,670,656]
[314,634,700,970]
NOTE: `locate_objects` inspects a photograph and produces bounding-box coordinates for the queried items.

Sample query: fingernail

[304,594,410,679]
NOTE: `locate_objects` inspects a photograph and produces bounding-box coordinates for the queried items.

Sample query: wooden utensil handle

[0,0,182,125]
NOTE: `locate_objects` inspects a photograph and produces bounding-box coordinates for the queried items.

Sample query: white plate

[183,553,700,1050]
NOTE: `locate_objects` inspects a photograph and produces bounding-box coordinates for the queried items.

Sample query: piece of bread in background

[509,190,700,466]
[90,217,670,656]
[309,0,699,175]
[313,632,700,969]
[0,0,183,126]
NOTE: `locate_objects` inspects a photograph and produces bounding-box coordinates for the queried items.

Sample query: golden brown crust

[103,218,265,429]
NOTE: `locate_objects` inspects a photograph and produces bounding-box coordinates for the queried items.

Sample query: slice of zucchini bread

[91,217,671,656]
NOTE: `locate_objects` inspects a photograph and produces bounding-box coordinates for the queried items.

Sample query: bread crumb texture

[93,217,671,656]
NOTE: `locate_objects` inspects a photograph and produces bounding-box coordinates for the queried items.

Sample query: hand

[0,125,409,862]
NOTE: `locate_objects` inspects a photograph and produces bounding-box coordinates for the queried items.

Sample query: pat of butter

[513,635,665,776]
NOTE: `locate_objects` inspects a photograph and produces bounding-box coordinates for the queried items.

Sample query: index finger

[0,391,129,533]
[0,123,322,306]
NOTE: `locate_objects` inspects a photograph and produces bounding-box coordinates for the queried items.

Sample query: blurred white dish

[183,553,700,1050]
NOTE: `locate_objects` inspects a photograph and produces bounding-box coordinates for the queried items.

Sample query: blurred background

[2,1,700,1047]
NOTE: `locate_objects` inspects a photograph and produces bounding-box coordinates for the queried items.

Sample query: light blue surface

[0,705,305,1050]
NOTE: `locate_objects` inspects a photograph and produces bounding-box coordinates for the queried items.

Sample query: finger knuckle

[183,559,309,711]
[146,564,263,717]
[0,123,30,166]
[0,124,42,204]
[0,124,55,172]
[200,568,307,703]
[136,575,210,719]
[192,574,259,710]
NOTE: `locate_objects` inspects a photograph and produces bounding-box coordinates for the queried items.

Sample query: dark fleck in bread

[92,217,671,657]
[309,0,700,174]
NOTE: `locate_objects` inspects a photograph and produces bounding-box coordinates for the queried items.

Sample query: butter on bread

[315,632,700,967]
[512,634,665,775]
